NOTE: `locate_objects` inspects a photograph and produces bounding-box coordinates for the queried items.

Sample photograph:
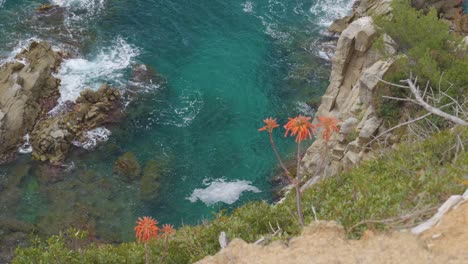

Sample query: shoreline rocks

[31,84,123,164]
[0,42,124,165]
[0,42,62,163]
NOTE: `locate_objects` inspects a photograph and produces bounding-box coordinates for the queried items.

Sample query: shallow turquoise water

[0,0,350,241]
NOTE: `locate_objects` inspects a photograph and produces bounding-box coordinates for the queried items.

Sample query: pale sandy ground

[198,203,468,264]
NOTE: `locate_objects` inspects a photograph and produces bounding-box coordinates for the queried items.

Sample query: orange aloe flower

[284,115,316,142]
[316,116,340,143]
[161,224,175,238]
[258,117,279,133]
[134,216,159,243]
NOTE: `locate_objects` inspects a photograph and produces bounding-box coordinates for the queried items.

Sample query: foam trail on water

[310,0,355,27]
[0,0,5,8]
[55,37,139,103]
[187,179,261,205]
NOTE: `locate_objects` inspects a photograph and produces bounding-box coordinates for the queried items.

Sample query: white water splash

[295,101,315,116]
[310,0,355,27]
[0,0,5,8]
[55,37,139,103]
[18,134,32,154]
[187,179,261,205]
[241,1,254,13]
[72,127,111,150]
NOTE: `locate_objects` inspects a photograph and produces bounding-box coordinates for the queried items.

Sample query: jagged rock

[31,84,122,164]
[328,14,355,34]
[300,6,399,189]
[0,42,62,163]
[114,152,141,182]
[359,60,394,105]
[339,117,359,135]
[355,0,392,17]
[358,116,382,145]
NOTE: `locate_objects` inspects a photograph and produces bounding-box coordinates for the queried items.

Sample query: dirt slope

[198,203,468,264]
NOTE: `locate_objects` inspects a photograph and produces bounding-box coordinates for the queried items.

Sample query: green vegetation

[14,127,467,263]
[373,0,468,124]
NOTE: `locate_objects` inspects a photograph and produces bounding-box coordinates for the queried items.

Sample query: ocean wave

[55,37,139,103]
[310,0,355,27]
[187,178,261,205]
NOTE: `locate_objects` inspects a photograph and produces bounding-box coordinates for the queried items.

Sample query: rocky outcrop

[328,0,392,34]
[300,15,398,189]
[31,84,122,163]
[0,42,62,163]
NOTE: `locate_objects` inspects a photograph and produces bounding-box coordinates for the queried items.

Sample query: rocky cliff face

[0,42,123,164]
[300,0,467,188]
[300,2,398,189]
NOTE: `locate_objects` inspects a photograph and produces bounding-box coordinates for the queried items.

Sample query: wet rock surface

[31,83,123,164]
[0,42,62,163]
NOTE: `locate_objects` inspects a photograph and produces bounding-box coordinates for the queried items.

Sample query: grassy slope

[13,127,467,263]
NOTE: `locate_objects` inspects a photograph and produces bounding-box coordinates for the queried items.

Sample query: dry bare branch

[405,79,468,126]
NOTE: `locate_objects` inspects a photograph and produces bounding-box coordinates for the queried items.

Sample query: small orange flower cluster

[259,115,340,143]
[134,216,174,243]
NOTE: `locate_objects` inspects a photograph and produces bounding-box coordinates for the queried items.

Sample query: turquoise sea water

[0,0,351,241]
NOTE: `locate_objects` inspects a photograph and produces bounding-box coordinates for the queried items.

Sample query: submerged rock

[113,152,141,182]
[140,160,163,201]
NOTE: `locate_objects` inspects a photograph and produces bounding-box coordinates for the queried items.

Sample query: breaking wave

[55,37,139,103]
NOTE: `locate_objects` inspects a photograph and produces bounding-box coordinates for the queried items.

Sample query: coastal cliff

[299,0,394,189]
[300,0,468,190]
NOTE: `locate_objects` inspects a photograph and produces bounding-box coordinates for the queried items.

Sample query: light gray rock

[358,116,383,145]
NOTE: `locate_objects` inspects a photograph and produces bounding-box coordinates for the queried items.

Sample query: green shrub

[13,127,466,263]
[373,0,467,123]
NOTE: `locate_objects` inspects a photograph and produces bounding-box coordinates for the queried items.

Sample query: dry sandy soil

[198,203,468,264]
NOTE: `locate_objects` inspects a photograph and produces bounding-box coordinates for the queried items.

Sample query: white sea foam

[18,134,32,154]
[0,0,5,8]
[241,1,254,13]
[187,179,261,206]
[55,37,139,103]
[72,127,111,150]
[310,0,355,27]
[295,101,315,116]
